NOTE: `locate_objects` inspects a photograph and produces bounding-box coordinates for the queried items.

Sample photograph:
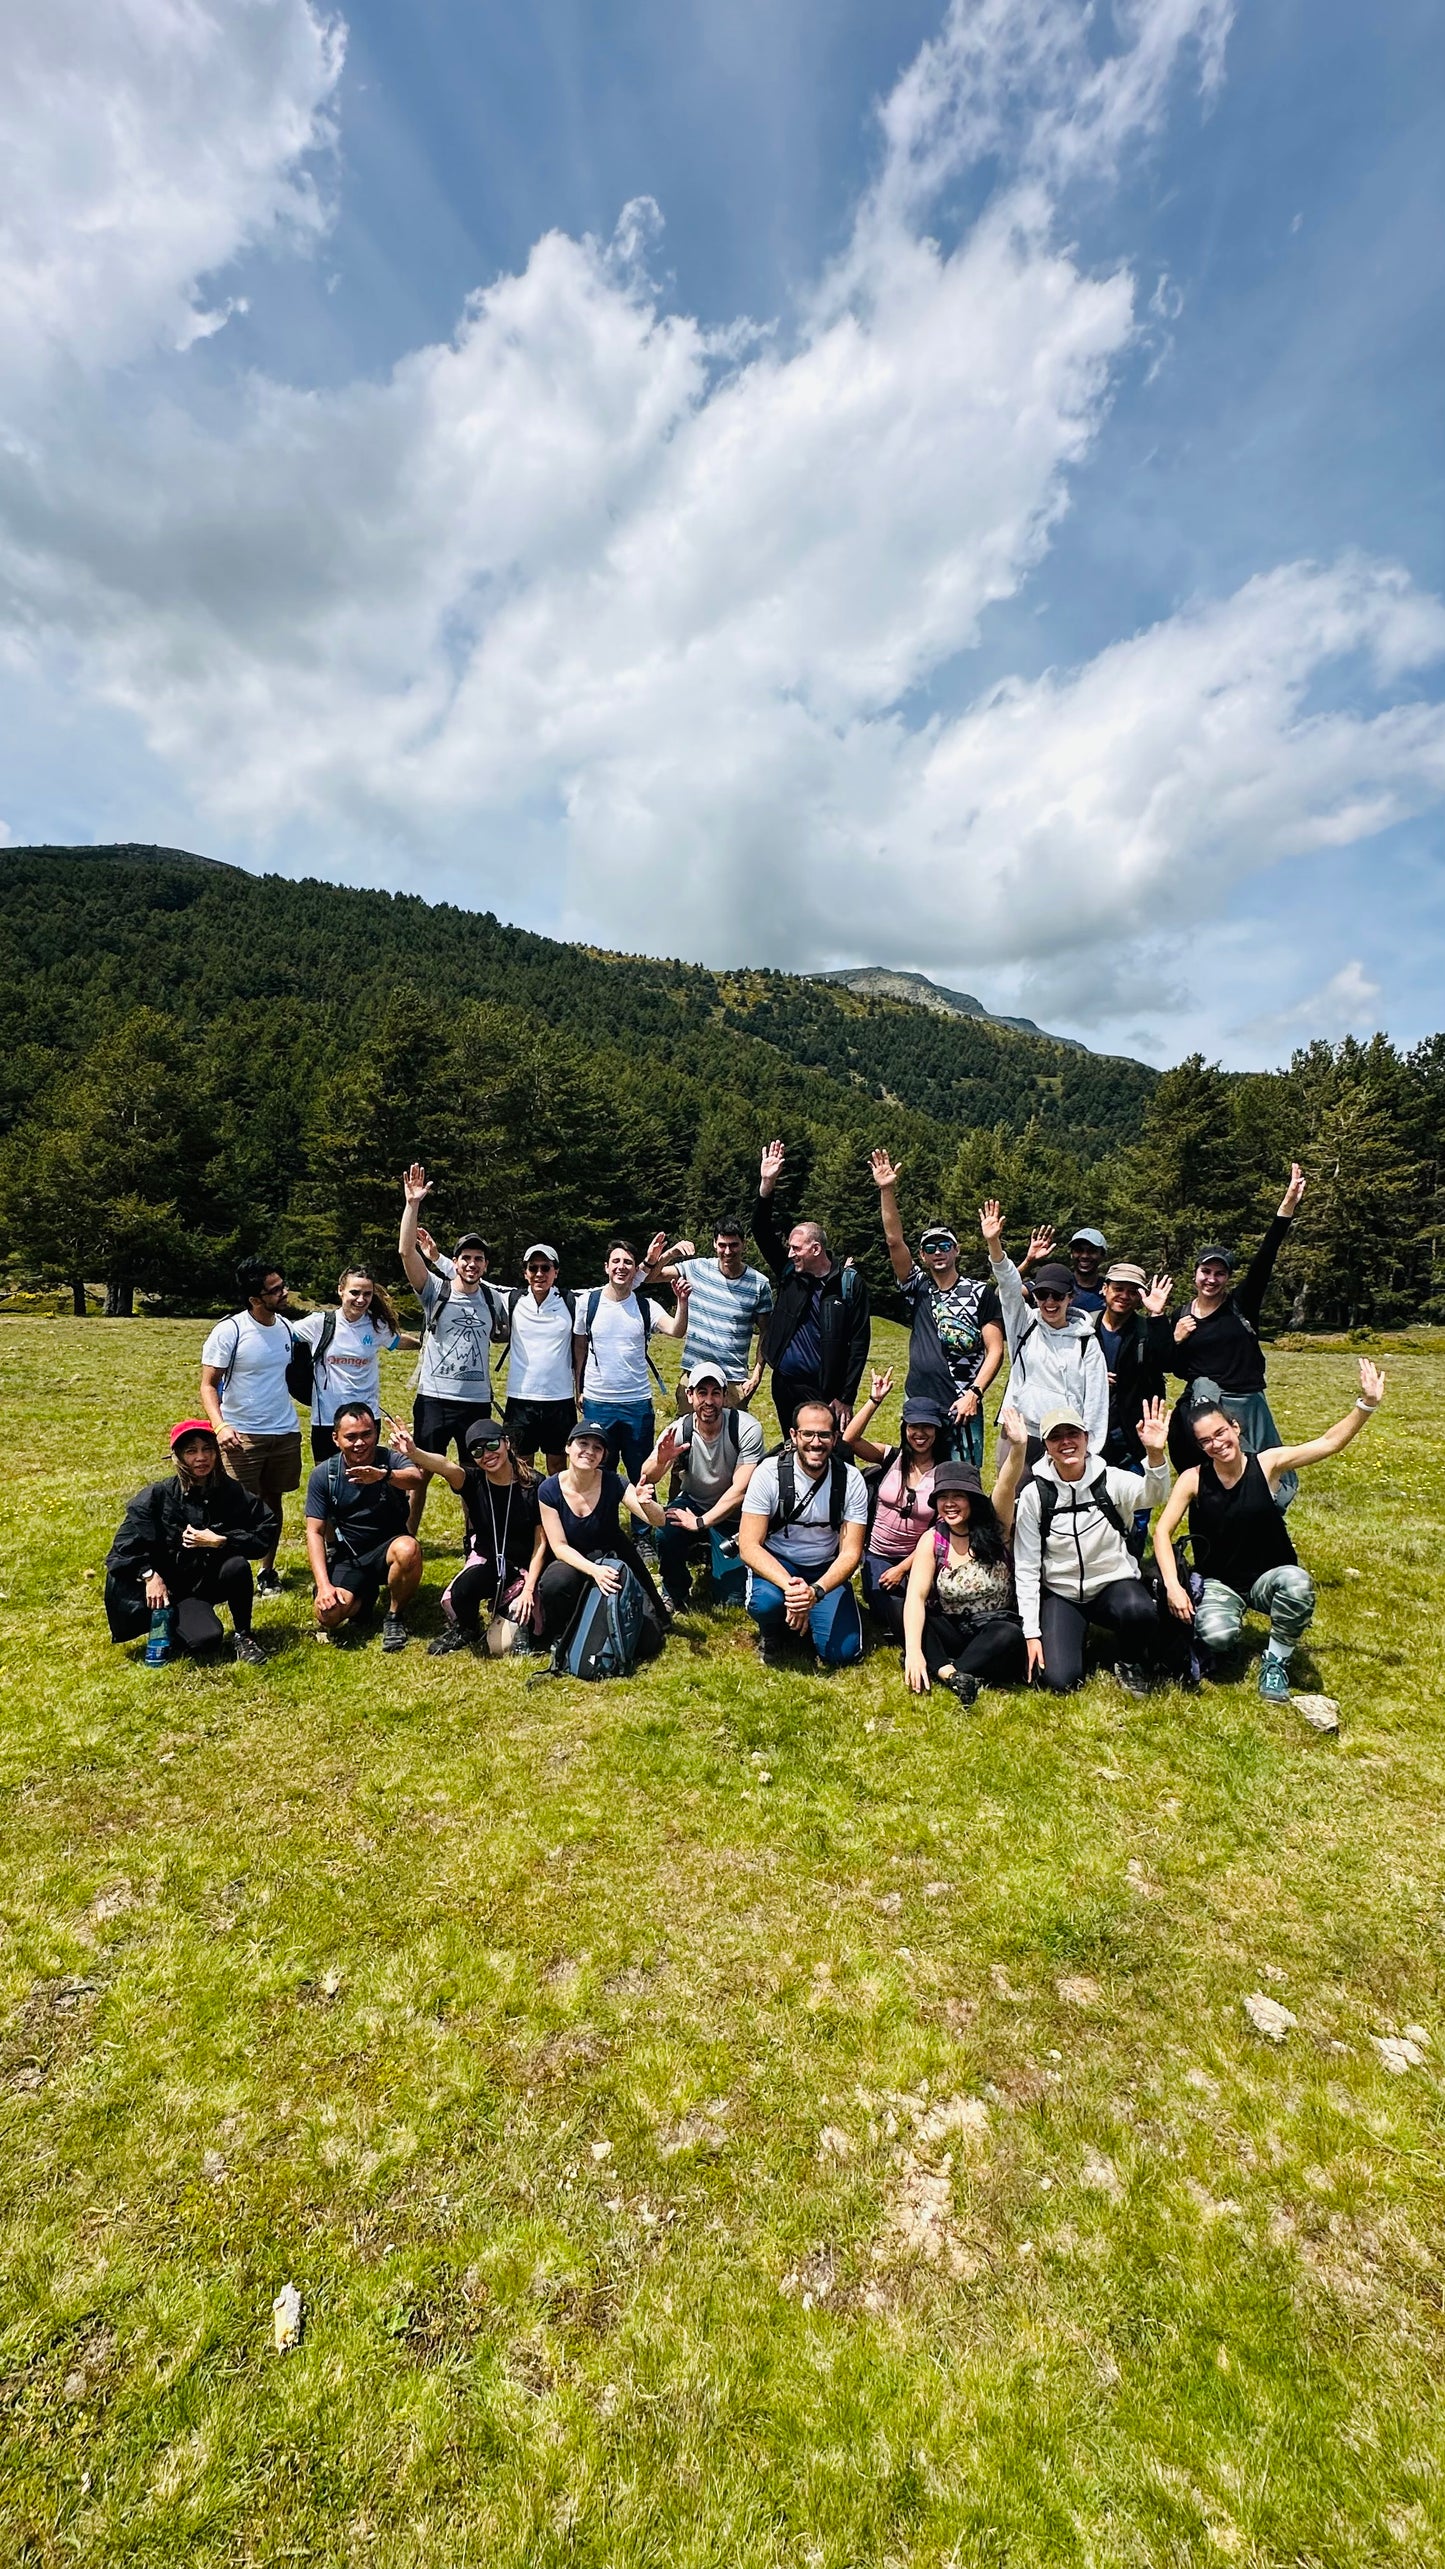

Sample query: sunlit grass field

[1,1315,1443,2566]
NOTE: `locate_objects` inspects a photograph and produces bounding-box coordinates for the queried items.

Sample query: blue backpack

[561,1557,652,1681]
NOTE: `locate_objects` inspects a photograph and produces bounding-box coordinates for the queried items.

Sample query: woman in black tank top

[1191,1450,1298,1600]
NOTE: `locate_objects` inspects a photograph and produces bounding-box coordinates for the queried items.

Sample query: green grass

[2,1317,1444,2565]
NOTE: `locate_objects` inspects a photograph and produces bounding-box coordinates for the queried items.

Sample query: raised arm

[1263,1359,1385,1481]
[990,1403,1029,1538]
[1081,1332,1110,1455]
[386,1422,466,1492]
[1235,1163,1305,1328]
[650,1278,690,1341]
[844,1366,894,1458]
[979,1201,1026,1344]
[399,1163,434,1297]
[752,1140,788,1274]
[868,1149,914,1287]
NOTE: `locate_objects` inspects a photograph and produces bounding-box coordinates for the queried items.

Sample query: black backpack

[505,1282,577,1337]
[669,1409,741,1502]
[218,1310,311,1405]
[578,1285,669,1394]
[325,1448,409,1541]
[424,1276,508,1374]
[1035,1468,1131,1550]
[772,1447,849,1535]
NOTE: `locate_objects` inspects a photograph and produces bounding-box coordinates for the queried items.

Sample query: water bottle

[144,1607,175,1666]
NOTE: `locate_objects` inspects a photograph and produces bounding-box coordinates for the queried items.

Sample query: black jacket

[107,1472,277,1580]
[1090,1310,1172,1467]
[751,1193,872,1403]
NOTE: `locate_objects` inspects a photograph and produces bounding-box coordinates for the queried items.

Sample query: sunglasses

[525,1260,554,1271]
[1034,1290,1070,1306]
[920,1236,956,1253]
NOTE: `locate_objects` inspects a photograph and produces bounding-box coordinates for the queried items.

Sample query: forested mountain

[0,844,1440,1331]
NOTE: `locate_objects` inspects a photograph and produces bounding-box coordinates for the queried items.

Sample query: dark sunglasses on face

[1035,1290,1069,1305]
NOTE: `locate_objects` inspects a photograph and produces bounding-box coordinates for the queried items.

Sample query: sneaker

[756,1631,786,1668]
[1258,1653,1292,1705]
[314,1624,338,1646]
[943,1669,980,1708]
[232,1633,266,1667]
[254,1568,283,1598]
[1116,1661,1153,1698]
[381,1611,409,1653]
[427,1624,474,1657]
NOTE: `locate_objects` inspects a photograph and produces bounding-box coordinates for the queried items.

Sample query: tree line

[0,851,1440,1331]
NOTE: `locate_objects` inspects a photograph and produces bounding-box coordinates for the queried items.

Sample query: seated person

[901,1414,1029,1704]
[388,1415,546,1656]
[1013,1397,1190,1695]
[844,1369,947,1639]
[737,1400,869,1669]
[1153,1358,1385,1704]
[627,1361,765,1610]
[535,1422,670,1654]
[105,1419,275,1665]
[305,1402,424,1651]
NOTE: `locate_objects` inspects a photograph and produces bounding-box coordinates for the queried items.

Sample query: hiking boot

[756,1631,786,1669]
[232,1633,266,1667]
[255,1568,283,1599]
[943,1669,980,1709]
[1258,1653,1292,1705]
[381,1612,409,1653]
[427,1624,474,1657]
[1116,1661,1153,1698]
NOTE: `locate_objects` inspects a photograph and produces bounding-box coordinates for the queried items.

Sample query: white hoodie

[989,1251,1109,1450]
[1013,1452,1171,1639]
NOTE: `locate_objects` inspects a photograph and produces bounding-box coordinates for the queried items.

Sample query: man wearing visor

[868,1150,1005,1466]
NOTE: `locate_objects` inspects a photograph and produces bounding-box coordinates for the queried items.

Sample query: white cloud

[0,0,342,384]
[1,0,1443,1035]
[1236,959,1386,1050]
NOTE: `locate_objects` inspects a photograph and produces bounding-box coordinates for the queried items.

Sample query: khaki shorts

[220,1429,303,1512]
[673,1379,749,1416]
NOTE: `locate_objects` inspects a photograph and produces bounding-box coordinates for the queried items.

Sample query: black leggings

[536,1535,667,1648]
[105,1550,254,1643]
[449,1551,527,1634]
[1036,1578,1189,1694]
[920,1608,1027,1688]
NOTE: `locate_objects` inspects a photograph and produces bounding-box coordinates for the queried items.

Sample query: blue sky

[1,0,1442,1064]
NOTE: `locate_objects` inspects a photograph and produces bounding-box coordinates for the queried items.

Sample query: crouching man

[105,1419,275,1664]
[1014,1398,1191,1695]
[628,1360,766,1610]
[305,1401,424,1651]
[737,1399,868,1669]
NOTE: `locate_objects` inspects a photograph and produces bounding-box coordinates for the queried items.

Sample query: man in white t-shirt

[627,1360,766,1609]
[294,1267,415,1462]
[199,1256,303,1592]
[573,1237,687,1486]
[738,1399,868,1668]
[501,1243,579,1472]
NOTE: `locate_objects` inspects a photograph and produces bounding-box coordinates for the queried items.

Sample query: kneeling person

[1015,1399,1188,1694]
[1153,1358,1384,1703]
[105,1420,276,1664]
[738,1401,868,1668]
[629,1361,765,1608]
[306,1402,424,1651]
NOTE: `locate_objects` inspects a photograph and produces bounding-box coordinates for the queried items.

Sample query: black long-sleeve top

[106,1473,278,1580]
[1166,1213,1293,1397]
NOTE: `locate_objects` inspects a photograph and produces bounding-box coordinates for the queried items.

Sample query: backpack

[560,1558,661,1680]
[415,1275,508,1385]
[325,1448,409,1542]
[218,1311,309,1404]
[505,1282,577,1337]
[579,1286,669,1394]
[297,1309,338,1406]
[1034,1468,1131,1550]
[772,1447,849,1536]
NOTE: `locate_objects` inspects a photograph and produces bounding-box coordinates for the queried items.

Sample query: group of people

[105,1143,1383,1710]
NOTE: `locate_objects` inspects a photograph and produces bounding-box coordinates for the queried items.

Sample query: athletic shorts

[412,1393,493,1460]
[220,1429,302,1512]
[504,1395,577,1459]
[326,1545,394,1618]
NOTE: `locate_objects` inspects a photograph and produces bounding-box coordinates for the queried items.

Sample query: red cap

[170,1419,217,1449]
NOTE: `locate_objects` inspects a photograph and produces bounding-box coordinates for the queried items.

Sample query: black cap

[454,1232,489,1255]
[933,1460,984,1494]
[465,1416,505,1450]
[1031,1262,1076,1295]
[567,1419,610,1448]
[901,1396,947,1428]
[1195,1243,1235,1272]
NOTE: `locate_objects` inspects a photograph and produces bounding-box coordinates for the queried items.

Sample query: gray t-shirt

[674,1409,765,1510]
[417,1274,505,1403]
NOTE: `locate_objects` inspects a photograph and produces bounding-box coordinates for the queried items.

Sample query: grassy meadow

[1,1314,1443,2565]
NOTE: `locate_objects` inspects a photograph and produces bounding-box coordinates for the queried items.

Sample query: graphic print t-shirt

[901,1268,999,1391]
[417,1275,503,1403]
[296,1309,400,1425]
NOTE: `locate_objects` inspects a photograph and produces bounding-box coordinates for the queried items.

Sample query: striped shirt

[678,1258,773,1379]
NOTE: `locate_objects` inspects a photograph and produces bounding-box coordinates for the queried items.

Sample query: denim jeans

[582,1398,655,1485]
[747,1544,862,1664]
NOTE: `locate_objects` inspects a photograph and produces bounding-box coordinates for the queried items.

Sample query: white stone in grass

[1372,2034,1426,2075]
[1243,1992,1297,2042]
[590,2139,613,2161]
[876,1891,903,1916]
[1292,1693,1340,1734]
[320,1968,343,1999]
[272,2283,304,2353]
[818,2124,852,2161]
[1080,2148,1122,2196]
[1404,2025,1431,2047]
